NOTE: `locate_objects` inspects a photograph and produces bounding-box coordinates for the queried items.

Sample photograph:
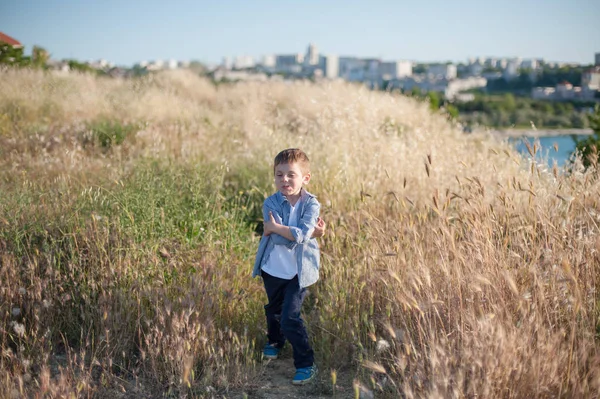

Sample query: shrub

[572,104,600,168]
[82,118,140,148]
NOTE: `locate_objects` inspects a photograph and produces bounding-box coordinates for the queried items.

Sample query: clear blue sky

[1,0,599,66]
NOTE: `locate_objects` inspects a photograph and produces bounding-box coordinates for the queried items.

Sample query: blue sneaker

[263,343,280,360]
[292,364,318,385]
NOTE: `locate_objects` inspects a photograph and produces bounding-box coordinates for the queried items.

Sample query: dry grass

[0,68,598,398]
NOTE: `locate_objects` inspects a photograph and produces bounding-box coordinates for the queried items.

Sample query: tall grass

[0,68,598,397]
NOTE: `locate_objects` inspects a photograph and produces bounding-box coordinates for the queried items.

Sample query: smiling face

[274,162,311,203]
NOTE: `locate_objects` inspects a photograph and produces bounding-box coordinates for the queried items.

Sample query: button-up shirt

[252,189,321,288]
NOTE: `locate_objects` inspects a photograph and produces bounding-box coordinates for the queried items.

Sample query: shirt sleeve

[263,200,296,248]
[288,200,320,246]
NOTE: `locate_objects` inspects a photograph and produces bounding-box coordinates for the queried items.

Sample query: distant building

[504,59,520,80]
[304,43,319,66]
[596,52,600,66]
[167,59,178,69]
[320,55,339,79]
[428,64,457,79]
[89,59,111,69]
[213,67,268,82]
[555,81,573,98]
[0,32,22,48]
[582,67,600,90]
[532,87,556,100]
[380,60,412,79]
[261,54,276,68]
[46,59,70,74]
[275,53,304,73]
[469,63,483,76]
[364,59,381,84]
[146,59,164,71]
[521,59,539,70]
[445,76,487,99]
[338,57,365,80]
[482,71,502,80]
[484,57,496,67]
[233,55,255,69]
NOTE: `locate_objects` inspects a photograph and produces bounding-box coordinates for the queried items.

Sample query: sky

[1,0,599,67]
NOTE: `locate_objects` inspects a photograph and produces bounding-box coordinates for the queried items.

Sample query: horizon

[1,0,599,67]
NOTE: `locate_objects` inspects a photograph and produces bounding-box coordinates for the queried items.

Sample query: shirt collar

[275,188,315,205]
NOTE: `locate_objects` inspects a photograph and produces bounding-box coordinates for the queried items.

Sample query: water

[510,135,588,168]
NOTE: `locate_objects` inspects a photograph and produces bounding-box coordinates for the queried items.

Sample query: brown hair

[274,148,310,173]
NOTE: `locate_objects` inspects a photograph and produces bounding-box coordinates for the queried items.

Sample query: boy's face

[274,162,310,198]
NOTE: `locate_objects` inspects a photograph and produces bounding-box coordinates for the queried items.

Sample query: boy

[252,148,324,385]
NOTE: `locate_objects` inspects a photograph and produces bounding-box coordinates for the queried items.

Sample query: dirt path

[233,353,357,399]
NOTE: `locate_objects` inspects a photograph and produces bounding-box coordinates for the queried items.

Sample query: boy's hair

[274,148,310,173]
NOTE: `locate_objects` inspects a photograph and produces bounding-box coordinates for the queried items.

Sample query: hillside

[1,69,599,398]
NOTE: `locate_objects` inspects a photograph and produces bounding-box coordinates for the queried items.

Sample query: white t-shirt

[261,201,300,279]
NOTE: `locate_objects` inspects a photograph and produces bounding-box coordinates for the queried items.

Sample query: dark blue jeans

[262,271,314,368]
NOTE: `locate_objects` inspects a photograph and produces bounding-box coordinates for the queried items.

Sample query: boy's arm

[265,211,295,240]
[263,202,295,247]
[264,200,320,246]
[268,216,325,244]
[312,217,326,237]
[288,200,320,244]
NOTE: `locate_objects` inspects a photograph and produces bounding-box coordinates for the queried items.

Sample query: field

[1,68,599,398]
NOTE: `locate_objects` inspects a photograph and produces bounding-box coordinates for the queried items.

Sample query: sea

[508,134,590,168]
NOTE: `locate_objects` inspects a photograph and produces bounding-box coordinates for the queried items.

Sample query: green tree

[409,86,422,97]
[502,93,517,112]
[0,42,30,66]
[572,105,600,168]
[427,91,440,111]
[32,45,50,68]
[67,59,96,74]
[446,104,459,120]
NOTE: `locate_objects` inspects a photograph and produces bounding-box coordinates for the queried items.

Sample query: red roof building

[0,32,22,47]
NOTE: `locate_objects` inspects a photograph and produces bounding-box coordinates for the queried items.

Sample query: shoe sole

[292,373,316,385]
[263,354,278,360]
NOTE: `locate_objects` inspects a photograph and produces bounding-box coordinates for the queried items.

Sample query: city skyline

[1,0,599,66]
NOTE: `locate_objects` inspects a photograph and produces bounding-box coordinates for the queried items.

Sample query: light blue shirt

[252,189,321,288]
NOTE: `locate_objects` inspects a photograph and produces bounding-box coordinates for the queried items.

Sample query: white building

[428,64,457,79]
[555,81,574,99]
[261,54,276,68]
[582,67,600,90]
[521,59,539,70]
[532,87,556,100]
[305,43,319,66]
[445,77,487,99]
[233,55,255,69]
[504,59,520,80]
[380,60,412,79]
[222,57,232,69]
[146,59,164,71]
[496,58,508,69]
[321,55,339,79]
[167,59,178,69]
[483,57,494,67]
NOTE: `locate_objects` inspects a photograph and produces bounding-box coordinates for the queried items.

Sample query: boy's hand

[263,211,279,236]
[312,217,326,238]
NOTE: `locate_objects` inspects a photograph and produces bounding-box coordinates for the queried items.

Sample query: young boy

[252,148,324,385]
